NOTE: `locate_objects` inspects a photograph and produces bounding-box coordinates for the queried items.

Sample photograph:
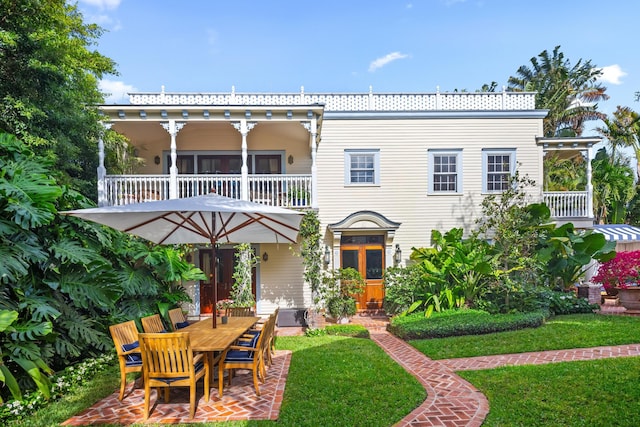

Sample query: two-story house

[97,87,598,319]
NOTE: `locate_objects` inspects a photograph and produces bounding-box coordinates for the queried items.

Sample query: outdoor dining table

[181,316,260,379]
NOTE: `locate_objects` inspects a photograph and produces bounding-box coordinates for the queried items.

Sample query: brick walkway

[350,309,640,427]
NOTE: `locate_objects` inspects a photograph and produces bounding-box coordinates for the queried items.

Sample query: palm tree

[508,46,609,137]
[595,106,640,171]
[591,148,635,224]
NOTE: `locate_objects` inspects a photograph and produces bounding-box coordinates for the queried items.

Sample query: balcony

[542,191,594,228]
[102,174,312,208]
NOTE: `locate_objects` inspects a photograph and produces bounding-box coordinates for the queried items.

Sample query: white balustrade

[542,191,589,218]
[103,174,312,208]
[129,91,535,112]
[104,175,169,206]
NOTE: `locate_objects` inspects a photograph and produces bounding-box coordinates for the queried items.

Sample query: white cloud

[100,79,136,104]
[598,64,627,85]
[79,0,121,10]
[368,52,409,72]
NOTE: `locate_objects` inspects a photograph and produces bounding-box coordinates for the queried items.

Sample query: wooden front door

[340,235,385,310]
[199,248,257,315]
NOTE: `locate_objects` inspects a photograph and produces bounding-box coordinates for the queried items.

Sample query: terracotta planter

[617,287,640,310]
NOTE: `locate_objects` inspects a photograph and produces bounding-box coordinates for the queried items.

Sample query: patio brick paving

[62,350,291,425]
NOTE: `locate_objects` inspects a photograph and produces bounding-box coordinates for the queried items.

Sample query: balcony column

[585,147,594,218]
[231,119,256,201]
[97,122,112,207]
[161,120,186,199]
[302,117,318,209]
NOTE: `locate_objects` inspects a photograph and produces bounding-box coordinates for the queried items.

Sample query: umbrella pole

[212,241,217,328]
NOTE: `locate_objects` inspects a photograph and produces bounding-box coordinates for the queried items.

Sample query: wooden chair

[139,332,209,420]
[263,310,278,367]
[109,320,143,401]
[218,325,267,397]
[168,308,190,330]
[141,314,166,333]
[225,306,253,317]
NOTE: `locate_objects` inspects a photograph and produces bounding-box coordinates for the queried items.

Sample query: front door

[199,248,257,315]
[340,235,385,310]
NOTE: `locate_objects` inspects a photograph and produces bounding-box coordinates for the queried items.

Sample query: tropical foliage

[507,45,608,137]
[0,133,202,403]
[591,148,635,224]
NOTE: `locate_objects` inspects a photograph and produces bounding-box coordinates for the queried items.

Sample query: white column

[161,120,186,199]
[586,147,594,218]
[302,118,318,208]
[231,120,256,201]
[97,123,112,207]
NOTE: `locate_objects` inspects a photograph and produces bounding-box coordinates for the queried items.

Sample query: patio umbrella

[62,193,303,327]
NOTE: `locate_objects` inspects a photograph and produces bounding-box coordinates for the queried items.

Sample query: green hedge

[387,309,548,340]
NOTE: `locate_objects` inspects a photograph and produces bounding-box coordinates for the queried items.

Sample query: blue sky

[79,0,640,123]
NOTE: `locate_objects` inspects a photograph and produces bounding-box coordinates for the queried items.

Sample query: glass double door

[199,248,256,315]
[340,235,385,310]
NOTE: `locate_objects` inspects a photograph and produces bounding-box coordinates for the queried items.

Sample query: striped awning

[593,224,640,242]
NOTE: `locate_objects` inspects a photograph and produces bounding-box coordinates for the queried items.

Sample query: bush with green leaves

[321,268,365,319]
[474,278,554,314]
[383,264,426,315]
[388,309,549,340]
[548,291,599,315]
[0,353,115,423]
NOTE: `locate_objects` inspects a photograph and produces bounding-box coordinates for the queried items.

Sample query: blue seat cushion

[175,321,190,329]
[122,341,142,365]
[237,331,260,349]
[225,349,254,362]
[150,361,205,384]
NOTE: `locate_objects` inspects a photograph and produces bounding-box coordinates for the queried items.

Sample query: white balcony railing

[542,191,590,218]
[129,89,536,112]
[103,174,312,208]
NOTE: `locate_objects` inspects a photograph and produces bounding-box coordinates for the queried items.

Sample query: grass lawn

[410,313,640,359]
[459,356,640,426]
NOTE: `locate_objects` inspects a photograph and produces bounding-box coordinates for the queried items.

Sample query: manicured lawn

[410,313,640,359]
[459,356,640,426]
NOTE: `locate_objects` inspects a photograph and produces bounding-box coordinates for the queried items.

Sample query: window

[344,150,380,185]
[483,149,516,193]
[428,150,462,194]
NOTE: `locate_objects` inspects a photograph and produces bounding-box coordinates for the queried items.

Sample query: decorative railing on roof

[128,87,536,111]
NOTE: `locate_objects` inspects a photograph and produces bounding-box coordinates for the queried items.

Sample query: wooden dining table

[181,316,260,378]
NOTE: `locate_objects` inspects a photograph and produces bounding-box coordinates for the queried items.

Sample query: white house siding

[256,243,309,315]
[316,116,544,263]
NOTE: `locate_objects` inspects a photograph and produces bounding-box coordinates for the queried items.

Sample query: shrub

[548,291,599,315]
[387,309,548,340]
[383,264,426,315]
[475,279,553,314]
[592,250,640,290]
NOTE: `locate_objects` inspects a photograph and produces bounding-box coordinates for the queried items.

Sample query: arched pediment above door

[328,210,401,233]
